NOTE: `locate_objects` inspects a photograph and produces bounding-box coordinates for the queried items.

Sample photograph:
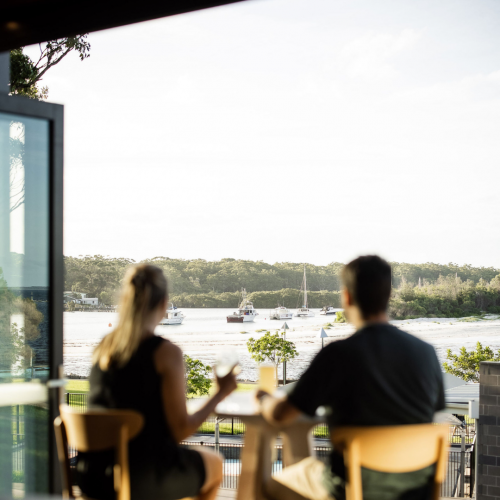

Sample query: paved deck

[217,489,237,499]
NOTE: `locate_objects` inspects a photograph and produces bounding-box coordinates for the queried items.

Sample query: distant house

[78,297,98,306]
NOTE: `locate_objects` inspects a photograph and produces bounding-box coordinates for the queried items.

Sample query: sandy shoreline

[64,315,500,381]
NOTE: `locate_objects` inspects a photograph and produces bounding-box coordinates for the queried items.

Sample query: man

[260,255,445,500]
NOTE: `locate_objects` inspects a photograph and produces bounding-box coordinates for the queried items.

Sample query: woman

[77,264,237,500]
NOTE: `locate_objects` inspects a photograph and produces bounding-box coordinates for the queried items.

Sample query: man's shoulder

[349,323,435,351]
[321,322,436,354]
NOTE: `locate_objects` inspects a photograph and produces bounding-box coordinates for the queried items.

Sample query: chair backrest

[54,404,144,500]
[331,424,449,500]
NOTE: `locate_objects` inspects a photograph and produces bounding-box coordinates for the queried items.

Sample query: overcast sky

[27,0,500,267]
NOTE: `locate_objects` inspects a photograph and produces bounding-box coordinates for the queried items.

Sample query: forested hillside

[64,255,500,314]
[169,290,342,309]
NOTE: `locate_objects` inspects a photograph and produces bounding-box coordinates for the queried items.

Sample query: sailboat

[295,265,315,317]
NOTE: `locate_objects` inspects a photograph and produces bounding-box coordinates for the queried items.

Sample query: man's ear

[342,287,353,307]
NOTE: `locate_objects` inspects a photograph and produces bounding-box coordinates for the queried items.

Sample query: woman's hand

[215,366,238,399]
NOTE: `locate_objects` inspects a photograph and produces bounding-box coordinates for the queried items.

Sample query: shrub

[334,311,346,323]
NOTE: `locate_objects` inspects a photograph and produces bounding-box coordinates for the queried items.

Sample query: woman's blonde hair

[93,264,168,370]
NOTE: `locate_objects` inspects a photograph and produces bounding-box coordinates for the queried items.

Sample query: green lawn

[66,379,89,393]
[66,379,256,395]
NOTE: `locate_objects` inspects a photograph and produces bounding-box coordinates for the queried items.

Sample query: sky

[26,0,500,267]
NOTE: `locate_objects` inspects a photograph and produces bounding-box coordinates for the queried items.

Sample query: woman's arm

[154,341,237,442]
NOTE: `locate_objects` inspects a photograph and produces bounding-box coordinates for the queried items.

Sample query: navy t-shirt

[288,323,445,500]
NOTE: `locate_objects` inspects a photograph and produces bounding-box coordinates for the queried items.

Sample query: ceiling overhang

[0,0,246,52]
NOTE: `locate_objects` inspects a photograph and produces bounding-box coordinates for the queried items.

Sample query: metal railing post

[460,432,465,497]
[215,418,220,453]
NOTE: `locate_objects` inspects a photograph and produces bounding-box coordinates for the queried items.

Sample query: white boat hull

[320,311,336,315]
[159,317,184,325]
[227,313,257,323]
[295,311,315,317]
[270,313,294,320]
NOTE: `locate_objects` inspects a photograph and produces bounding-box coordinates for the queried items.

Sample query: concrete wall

[478,361,500,500]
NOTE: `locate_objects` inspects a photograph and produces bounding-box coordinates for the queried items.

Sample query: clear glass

[0,112,50,497]
[215,349,240,378]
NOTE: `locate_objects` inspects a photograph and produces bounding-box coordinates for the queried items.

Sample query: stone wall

[478,361,500,500]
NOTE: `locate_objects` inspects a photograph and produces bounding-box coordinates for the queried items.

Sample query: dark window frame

[0,92,64,493]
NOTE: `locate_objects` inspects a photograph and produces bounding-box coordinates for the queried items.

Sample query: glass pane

[0,112,50,497]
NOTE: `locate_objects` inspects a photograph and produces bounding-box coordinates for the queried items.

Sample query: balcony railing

[65,392,331,438]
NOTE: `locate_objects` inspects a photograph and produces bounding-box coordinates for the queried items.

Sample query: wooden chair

[331,424,449,500]
[54,404,144,500]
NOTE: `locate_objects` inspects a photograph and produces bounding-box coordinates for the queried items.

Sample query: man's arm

[259,344,333,425]
[260,394,302,426]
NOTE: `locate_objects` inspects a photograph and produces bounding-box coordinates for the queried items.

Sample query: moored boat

[227,289,258,323]
[295,265,315,317]
[269,306,294,320]
[320,306,336,315]
[159,304,185,325]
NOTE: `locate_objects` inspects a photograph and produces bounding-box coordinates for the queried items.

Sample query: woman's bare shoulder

[154,338,183,373]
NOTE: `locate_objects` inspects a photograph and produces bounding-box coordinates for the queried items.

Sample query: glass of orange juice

[258,364,275,393]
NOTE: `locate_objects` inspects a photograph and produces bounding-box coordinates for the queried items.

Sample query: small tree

[247,331,298,386]
[184,355,212,397]
[443,342,500,382]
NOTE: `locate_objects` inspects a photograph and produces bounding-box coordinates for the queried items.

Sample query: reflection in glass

[0,112,50,496]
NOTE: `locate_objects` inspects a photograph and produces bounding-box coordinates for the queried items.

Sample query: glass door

[0,94,64,496]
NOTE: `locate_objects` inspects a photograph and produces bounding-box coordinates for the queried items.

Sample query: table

[188,392,324,500]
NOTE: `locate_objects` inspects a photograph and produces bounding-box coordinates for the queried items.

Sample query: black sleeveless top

[87,336,179,474]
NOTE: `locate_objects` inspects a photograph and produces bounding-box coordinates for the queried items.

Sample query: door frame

[0,93,64,493]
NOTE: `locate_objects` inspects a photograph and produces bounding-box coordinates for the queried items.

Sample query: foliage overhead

[443,342,500,382]
[184,355,212,397]
[10,36,91,100]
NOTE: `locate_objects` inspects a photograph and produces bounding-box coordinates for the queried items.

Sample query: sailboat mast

[303,265,307,308]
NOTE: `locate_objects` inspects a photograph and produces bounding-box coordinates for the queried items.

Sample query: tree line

[389,274,500,319]
[169,289,341,309]
[64,255,500,307]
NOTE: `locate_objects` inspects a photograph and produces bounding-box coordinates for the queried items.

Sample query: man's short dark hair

[341,255,392,319]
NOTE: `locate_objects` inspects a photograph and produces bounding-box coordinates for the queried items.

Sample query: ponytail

[93,264,168,370]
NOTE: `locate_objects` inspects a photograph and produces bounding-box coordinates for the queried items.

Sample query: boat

[159,304,185,325]
[320,306,336,316]
[227,289,258,323]
[295,265,315,317]
[269,306,294,320]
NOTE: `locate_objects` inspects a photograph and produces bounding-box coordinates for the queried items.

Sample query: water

[63,309,500,381]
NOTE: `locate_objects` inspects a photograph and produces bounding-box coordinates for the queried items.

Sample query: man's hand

[255,389,271,401]
[259,392,302,426]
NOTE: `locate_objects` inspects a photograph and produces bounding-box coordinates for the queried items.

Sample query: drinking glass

[215,349,240,378]
[258,364,276,393]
